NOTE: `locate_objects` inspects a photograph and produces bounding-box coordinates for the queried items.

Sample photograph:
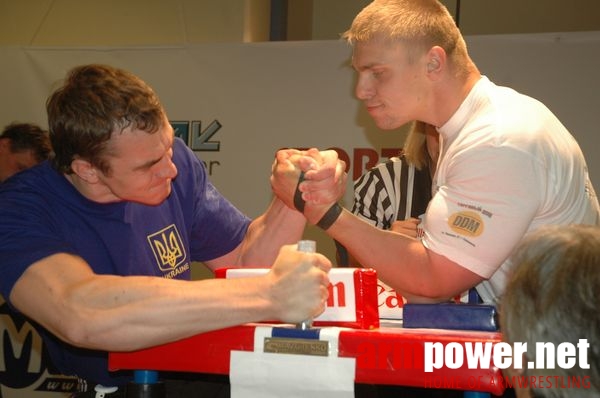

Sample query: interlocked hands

[270,148,347,225]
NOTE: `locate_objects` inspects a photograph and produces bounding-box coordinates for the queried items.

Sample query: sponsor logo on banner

[294,146,403,181]
[355,336,593,392]
[172,120,222,175]
[423,339,592,391]
[331,147,402,181]
[170,119,400,181]
[377,281,406,319]
[318,270,356,322]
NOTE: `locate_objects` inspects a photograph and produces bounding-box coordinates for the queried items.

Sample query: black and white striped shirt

[351,156,432,230]
[335,155,432,267]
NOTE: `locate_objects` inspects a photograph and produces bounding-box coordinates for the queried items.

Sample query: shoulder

[172,137,197,164]
[0,162,56,197]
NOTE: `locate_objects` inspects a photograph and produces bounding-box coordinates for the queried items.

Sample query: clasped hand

[270,148,347,224]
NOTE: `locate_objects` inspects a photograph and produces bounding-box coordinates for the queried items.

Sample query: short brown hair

[0,122,52,162]
[46,64,166,175]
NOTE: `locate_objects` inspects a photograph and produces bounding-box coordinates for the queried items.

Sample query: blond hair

[403,121,429,170]
[342,0,472,74]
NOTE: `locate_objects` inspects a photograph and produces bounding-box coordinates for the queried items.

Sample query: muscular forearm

[11,248,329,352]
[237,197,306,266]
[10,254,267,350]
[328,209,481,301]
[66,275,280,351]
[331,209,428,288]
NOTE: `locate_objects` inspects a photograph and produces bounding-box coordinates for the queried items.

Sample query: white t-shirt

[422,76,600,304]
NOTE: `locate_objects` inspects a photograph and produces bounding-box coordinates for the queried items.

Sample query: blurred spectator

[501,224,599,398]
[0,122,52,182]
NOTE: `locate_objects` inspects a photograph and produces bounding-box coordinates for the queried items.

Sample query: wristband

[293,171,306,213]
[316,203,343,230]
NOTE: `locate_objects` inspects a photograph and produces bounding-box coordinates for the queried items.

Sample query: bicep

[416,249,484,301]
[425,146,540,277]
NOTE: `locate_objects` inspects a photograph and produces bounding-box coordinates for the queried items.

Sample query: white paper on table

[229,326,356,398]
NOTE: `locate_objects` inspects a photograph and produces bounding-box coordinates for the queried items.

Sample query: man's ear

[71,158,99,184]
[426,46,446,76]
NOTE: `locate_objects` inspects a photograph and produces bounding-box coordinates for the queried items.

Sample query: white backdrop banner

[0,32,599,396]
[2,34,600,235]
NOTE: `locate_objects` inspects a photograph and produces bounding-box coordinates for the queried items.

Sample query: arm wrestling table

[109,323,506,397]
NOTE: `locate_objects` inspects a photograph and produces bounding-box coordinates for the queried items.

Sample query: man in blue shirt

[0,64,342,395]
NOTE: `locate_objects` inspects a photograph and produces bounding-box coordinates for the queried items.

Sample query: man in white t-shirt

[270,0,599,304]
[426,75,598,303]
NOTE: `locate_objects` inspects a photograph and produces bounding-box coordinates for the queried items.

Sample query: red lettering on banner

[289,147,402,181]
[500,375,591,390]
[378,282,405,309]
[356,342,377,369]
[355,341,425,370]
[328,147,403,181]
[352,148,379,180]
[381,147,401,160]
[330,147,351,174]
[424,376,463,389]
[327,282,346,307]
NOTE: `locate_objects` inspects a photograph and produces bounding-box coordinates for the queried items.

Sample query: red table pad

[109,324,506,395]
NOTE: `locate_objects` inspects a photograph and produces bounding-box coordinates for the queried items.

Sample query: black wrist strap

[316,203,343,230]
[293,171,306,213]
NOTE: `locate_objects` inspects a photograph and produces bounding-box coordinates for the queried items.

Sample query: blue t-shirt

[0,138,250,385]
